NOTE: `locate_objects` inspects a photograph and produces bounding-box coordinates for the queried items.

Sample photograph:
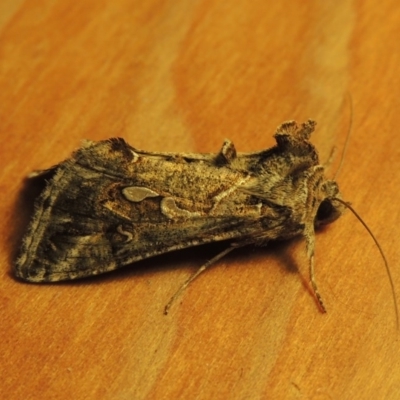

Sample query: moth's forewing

[15,139,289,282]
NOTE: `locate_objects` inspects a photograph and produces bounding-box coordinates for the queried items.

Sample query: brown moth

[14,120,350,313]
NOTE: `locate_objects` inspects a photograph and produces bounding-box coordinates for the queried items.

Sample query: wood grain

[2,1,400,399]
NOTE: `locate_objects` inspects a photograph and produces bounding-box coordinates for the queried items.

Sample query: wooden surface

[1,1,400,399]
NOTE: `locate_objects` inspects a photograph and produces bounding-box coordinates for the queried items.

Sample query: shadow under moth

[15,120,398,322]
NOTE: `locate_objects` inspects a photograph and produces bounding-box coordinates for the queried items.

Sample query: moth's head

[314,180,345,227]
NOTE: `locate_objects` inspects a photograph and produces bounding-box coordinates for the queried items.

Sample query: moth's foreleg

[164,245,237,315]
[309,253,327,313]
[305,230,327,313]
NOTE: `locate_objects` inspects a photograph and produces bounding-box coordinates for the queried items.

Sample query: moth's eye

[316,199,334,222]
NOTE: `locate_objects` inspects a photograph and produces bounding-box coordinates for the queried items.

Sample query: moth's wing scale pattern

[14,139,285,281]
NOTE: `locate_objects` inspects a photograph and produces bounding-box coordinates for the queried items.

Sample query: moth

[15,120,393,318]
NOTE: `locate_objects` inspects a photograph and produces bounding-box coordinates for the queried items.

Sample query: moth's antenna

[333,197,399,329]
[333,93,353,180]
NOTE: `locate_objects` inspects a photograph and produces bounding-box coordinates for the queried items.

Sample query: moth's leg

[305,230,327,313]
[164,245,237,315]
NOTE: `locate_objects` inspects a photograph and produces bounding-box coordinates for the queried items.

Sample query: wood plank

[1,1,400,398]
